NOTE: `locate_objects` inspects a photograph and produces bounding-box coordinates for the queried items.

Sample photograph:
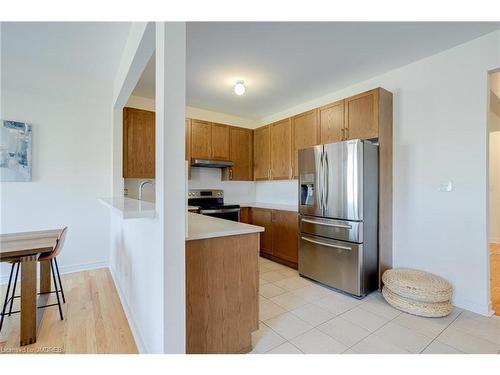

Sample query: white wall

[188,167,255,203]
[255,180,297,205]
[157,22,186,354]
[109,22,164,353]
[257,31,500,315]
[1,59,112,282]
[126,95,260,128]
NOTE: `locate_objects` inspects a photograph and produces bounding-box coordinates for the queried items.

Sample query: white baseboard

[0,260,108,284]
[489,238,500,244]
[109,266,147,354]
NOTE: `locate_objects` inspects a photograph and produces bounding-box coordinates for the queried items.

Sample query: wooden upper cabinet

[253,125,271,180]
[190,120,212,159]
[211,123,230,160]
[251,208,273,256]
[345,89,379,140]
[123,107,155,179]
[292,109,318,178]
[270,118,292,180]
[271,210,298,265]
[223,126,253,181]
[319,100,345,144]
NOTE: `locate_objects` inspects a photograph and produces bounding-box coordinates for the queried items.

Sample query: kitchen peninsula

[186,213,264,353]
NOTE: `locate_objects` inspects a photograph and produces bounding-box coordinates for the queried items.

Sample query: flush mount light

[233,80,246,96]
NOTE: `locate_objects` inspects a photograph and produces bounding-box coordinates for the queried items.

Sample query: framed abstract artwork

[0,120,32,182]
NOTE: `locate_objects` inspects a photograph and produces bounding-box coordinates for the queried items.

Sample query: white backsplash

[124,178,156,202]
[255,179,298,205]
[125,169,299,206]
[188,167,256,203]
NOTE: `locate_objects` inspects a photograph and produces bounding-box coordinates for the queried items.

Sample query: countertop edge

[186,212,264,241]
[99,197,156,219]
[227,201,299,212]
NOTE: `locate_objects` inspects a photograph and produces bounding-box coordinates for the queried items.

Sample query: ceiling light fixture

[233,80,246,96]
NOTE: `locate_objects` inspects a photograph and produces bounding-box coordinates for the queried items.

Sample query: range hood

[190,158,234,168]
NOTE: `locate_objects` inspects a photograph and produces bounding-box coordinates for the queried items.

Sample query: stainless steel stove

[188,189,240,221]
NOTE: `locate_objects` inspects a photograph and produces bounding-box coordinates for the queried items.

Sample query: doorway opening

[488,70,500,316]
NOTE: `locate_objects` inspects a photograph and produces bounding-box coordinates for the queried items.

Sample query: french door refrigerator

[298,139,378,297]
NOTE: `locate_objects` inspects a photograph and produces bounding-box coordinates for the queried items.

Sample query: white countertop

[229,202,298,212]
[187,212,264,241]
[99,197,156,219]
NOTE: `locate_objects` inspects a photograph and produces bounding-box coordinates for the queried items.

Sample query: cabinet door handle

[345,127,349,140]
[341,128,345,140]
[229,169,233,180]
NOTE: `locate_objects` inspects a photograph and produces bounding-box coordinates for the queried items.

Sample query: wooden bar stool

[0,227,68,332]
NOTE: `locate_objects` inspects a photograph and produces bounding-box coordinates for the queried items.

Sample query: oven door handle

[200,208,241,214]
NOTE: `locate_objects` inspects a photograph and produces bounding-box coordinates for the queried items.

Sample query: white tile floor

[251,257,500,354]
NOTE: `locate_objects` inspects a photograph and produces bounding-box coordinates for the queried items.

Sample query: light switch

[438,181,453,192]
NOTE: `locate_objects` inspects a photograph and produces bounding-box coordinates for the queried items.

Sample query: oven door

[199,208,240,222]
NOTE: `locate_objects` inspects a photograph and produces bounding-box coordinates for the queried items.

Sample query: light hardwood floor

[0,268,137,354]
[491,243,500,316]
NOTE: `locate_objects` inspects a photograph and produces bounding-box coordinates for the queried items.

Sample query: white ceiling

[133,22,500,120]
[2,22,131,83]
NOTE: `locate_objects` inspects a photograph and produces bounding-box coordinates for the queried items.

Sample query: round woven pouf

[382,268,452,303]
[382,286,453,317]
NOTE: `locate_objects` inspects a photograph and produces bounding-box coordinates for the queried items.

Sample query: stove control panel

[188,189,224,198]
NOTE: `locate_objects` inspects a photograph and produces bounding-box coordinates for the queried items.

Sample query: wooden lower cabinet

[248,207,298,268]
[186,233,259,353]
[239,207,251,224]
[271,210,299,266]
[250,208,273,256]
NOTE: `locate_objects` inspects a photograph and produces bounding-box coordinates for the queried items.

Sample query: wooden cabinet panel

[270,118,292,180]
[319,100,344,144]
[253,126,271,180]
[250,208,273,256]
[211,123,230,160]
[123,107,155,178]
[345,89,379,140]
[292,109,318,178]
[239,207,251,224]
[186,119,191,180]
[223,127,253,181]
[271,210,298,264]
[191,120,212,159]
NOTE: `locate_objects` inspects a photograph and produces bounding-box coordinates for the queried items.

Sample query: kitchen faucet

[138,180,154,201]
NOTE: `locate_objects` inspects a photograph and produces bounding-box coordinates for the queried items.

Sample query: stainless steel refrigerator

[298,139,378,297]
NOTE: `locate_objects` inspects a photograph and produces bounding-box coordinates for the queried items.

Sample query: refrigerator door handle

[319,148,325,212]
[301,236,352,251]
[301,218,352,229]
[324,151,329,209]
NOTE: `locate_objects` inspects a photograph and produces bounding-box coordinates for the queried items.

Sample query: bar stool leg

[0,263,15,332]
[8,262,20,316]
[50,259,64,320]
[54,257,65,303]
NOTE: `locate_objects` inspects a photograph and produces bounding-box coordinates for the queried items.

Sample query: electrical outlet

[438,181,453,192]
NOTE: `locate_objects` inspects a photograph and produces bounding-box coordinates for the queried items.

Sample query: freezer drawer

[299,215,363,243]
[299,234,362,296]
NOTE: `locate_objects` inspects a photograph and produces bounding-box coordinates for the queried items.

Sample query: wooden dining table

[0,229,61,346]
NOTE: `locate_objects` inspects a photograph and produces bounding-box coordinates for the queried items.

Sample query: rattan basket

[382,268,452,303]
[382,286,452,317]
